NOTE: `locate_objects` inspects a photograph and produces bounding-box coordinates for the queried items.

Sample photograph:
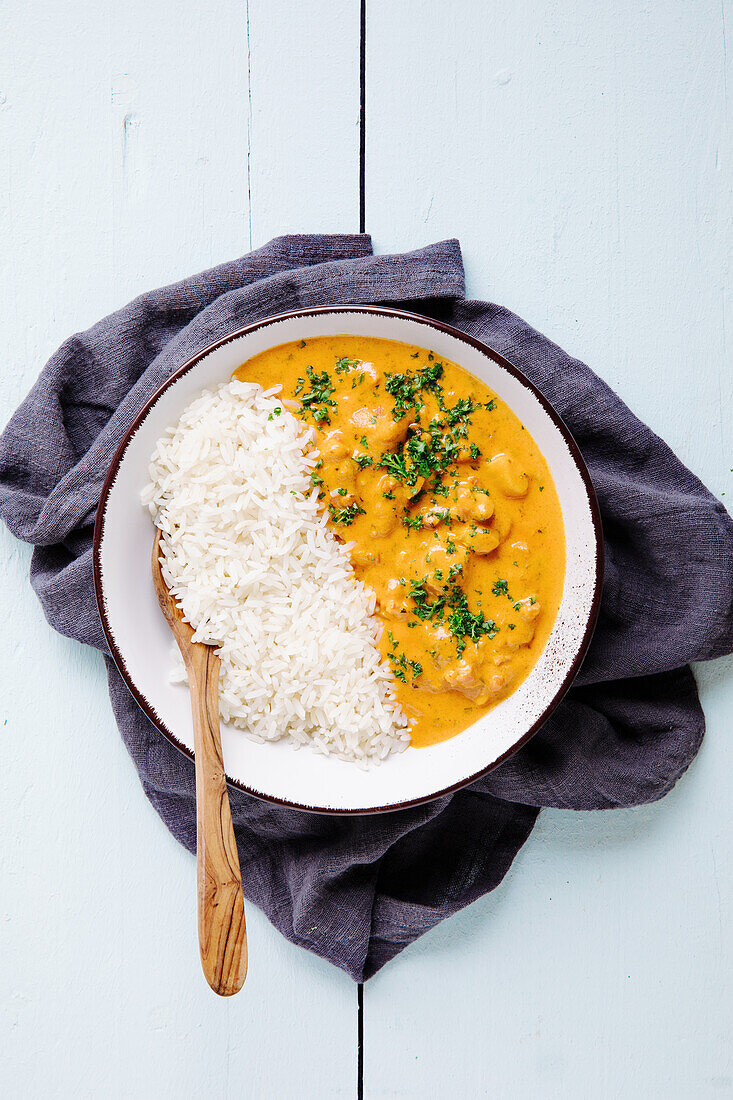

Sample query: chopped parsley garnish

[384,363,445,420]
[383,374,419,418]
[379,450,411,483]
[299,365,336,424]
[443,396,478,427]
[388,648,423,682]
[335,356,360,374]
[408,580,444,622]
[377,426,461,491]
[407,575,501,656]
[402,511,424,530]
[354,454,374,469]
[469,443,481,460]
[491,579,509,597]
[327,502,365,525]
[448,595,499,651]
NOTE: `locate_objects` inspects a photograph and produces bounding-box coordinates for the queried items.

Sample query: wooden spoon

[152,530,247,996]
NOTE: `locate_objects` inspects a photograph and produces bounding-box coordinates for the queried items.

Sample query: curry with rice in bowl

[234,335,565,748]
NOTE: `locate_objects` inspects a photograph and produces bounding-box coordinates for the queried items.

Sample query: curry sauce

[234,336,565,747]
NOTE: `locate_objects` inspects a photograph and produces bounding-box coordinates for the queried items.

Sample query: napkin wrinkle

[1,234,731,981]
[479,667,705,809]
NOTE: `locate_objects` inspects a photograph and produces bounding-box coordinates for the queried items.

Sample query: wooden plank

[0,540,357,1098]
[0,2,360,1096]
[248,0,361,244]
[364,1,733,1095]
[364,0,731,495]
[107,0,252,305]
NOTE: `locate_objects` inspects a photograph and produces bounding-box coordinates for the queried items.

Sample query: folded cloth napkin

[2,235,732,980]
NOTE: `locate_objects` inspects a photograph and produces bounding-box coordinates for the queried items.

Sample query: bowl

[93,306,602,813]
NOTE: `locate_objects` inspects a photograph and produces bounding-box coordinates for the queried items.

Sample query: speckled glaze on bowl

[93,306,602,814]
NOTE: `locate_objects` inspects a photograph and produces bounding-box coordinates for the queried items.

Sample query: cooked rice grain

[141,379,411,763]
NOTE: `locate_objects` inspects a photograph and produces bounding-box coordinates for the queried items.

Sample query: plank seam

[245,0,253,248]
[357,981,364,1100]
[359,0,366,234]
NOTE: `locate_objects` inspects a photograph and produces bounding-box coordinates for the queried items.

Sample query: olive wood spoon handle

[152,530,247,996]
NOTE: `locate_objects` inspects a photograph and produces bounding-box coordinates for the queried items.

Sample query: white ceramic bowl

[93,306,602,813]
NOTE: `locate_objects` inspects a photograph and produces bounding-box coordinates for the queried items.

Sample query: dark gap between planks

[359,0,366,233]
[357,981,364,1100]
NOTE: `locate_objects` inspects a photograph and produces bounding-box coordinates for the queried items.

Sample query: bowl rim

[93,304,604,814]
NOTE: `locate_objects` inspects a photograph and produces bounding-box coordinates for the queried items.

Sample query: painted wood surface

[364,1,733,1096]
[0,2,359,1097]
[1,0,731,1097]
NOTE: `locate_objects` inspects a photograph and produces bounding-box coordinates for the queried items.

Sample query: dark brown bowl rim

[93,304,604,815]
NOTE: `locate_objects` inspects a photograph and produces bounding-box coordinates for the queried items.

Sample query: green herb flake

[299,365,336,425]
[444,396,478,428]
[388,646,423,683]
[327,502,365,526]
[448,596,499,647]
[335,356,360,375]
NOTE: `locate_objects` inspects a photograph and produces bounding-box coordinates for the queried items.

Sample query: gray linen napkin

[1,235,731,980]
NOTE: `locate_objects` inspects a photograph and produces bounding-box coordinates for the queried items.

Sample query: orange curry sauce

[234,336,565,747]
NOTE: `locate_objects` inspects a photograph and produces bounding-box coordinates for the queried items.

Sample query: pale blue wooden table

[1,2,731,1096]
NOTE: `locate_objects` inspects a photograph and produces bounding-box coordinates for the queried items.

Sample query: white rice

[141,378,411,764]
